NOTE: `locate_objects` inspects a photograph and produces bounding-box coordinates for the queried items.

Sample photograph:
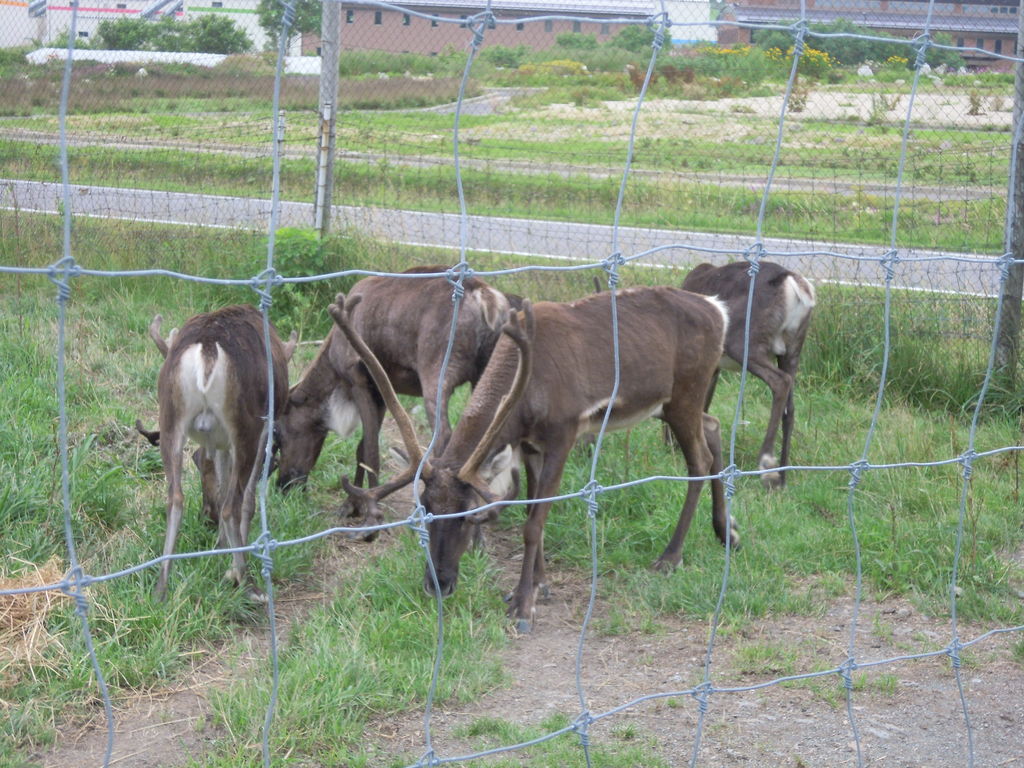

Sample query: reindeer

[681,261,816,489]
[332,286,738,633]
[144,305,294,601]
[275,267,513,499]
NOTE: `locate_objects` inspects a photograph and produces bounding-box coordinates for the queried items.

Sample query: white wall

[663,0,716,44]
[0,0,301,54]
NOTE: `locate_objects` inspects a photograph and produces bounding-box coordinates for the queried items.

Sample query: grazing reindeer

[681,261,816,489]
[332,286,738,633]
[146,305,294,601]
[275,266,513,496]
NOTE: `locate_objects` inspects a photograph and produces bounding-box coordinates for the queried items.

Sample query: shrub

[96,14,252,54]
[479,44,530,69]
[556,32,599,50]
[609,25,655,54]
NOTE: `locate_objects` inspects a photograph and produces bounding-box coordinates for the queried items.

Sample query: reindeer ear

[479,444,517,499]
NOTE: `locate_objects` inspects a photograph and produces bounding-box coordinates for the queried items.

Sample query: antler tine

[149,314,169,358]
[327,293,425,471]
[458,300,534,483]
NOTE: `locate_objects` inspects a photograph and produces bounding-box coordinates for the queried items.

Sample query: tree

[609,25,655,54]
[256,0,320,51]
[187,14,252,54]
[96,18,151,50]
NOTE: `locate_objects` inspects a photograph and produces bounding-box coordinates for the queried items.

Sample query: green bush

[555,32,599,50]
[96,14,252,54]
[479,44,531,69]
[270,227,363,338]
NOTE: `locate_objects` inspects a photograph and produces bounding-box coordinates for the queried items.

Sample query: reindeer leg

[656,403,718,571]
[522,450,550,602]
[744,360,793,490]
[154,425,187,602]
[702,414,739,550]
[508,438,571,633]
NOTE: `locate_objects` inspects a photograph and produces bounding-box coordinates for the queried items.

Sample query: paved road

[0,178,1006,297]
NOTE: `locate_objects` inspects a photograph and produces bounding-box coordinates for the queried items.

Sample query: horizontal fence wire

[2,1,1024,766]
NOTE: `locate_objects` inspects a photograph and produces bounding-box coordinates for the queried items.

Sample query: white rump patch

[772,276,817,356]
[178,343,231,451]
[324,388,360,438]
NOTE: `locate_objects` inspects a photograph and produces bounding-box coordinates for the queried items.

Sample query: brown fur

[337,286,739,633]
[681,261,815,488]
[276,267,513,493]
[149,305,291,601]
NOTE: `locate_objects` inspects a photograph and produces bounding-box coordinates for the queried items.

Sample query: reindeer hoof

[650,557,679,574]
[759,456,784,490]
[246,585,268,604]
[514,618,532,635]
[538,583,551,602]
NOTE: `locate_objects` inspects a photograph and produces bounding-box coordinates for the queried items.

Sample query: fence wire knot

[839,657,857,690]
[911,33,932,70]
[467,12,494,48]
[603,252,626,288]
[789,20,808,57]
[651,16,667,52]
[251,268,281,310]
[692,681,713,714]
[848,459,870,489]
[414,748,440,767]
[61,566,92,618]
[446,261,472,302]
[946,638,964,669]
[253,531,277,577]
[581,480,603,518]
[47,256,80,303]
[880,250,901,282]
[277,0,296,29]
[721,463,740,500]
[743,242,766,275]
[958,449,977,479]
[572,710,594,747]
[997,251,1015,283]
[410,505,433,548]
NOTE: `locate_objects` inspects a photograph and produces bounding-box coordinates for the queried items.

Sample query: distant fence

[2,1,1024,766]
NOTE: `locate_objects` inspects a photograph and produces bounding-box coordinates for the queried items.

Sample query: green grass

[0,137,1009,254]
[1,215,1022,765]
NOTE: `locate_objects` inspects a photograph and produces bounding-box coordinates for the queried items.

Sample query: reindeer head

[328,290,533,598]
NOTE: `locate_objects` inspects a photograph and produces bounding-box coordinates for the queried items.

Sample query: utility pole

[995,9,1024,381]
[314,0,341,237]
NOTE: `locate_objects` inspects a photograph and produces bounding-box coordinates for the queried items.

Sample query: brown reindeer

[275,267,513,497]
[145,305,294,601]
[331,286,738,633]
[681,261,816,489]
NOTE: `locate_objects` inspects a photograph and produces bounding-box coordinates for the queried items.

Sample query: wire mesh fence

[2,1,1024,766]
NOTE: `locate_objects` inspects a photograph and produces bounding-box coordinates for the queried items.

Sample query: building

[718,0,1019,66]
[0,0,297,53]
[301,0,716,57]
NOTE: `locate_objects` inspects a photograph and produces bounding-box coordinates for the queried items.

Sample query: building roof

[346,0,663,16]
[728,5,1019,35]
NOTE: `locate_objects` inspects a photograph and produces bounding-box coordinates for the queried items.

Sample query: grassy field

[0,49,1015,255]
[1,214,1022,766]
[2,39,1023,765]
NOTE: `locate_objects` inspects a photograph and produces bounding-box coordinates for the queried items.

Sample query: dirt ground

[33,513,1024,768]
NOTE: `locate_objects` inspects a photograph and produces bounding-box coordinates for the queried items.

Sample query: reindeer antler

[457,300,534,488]
[327,293,428,503]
